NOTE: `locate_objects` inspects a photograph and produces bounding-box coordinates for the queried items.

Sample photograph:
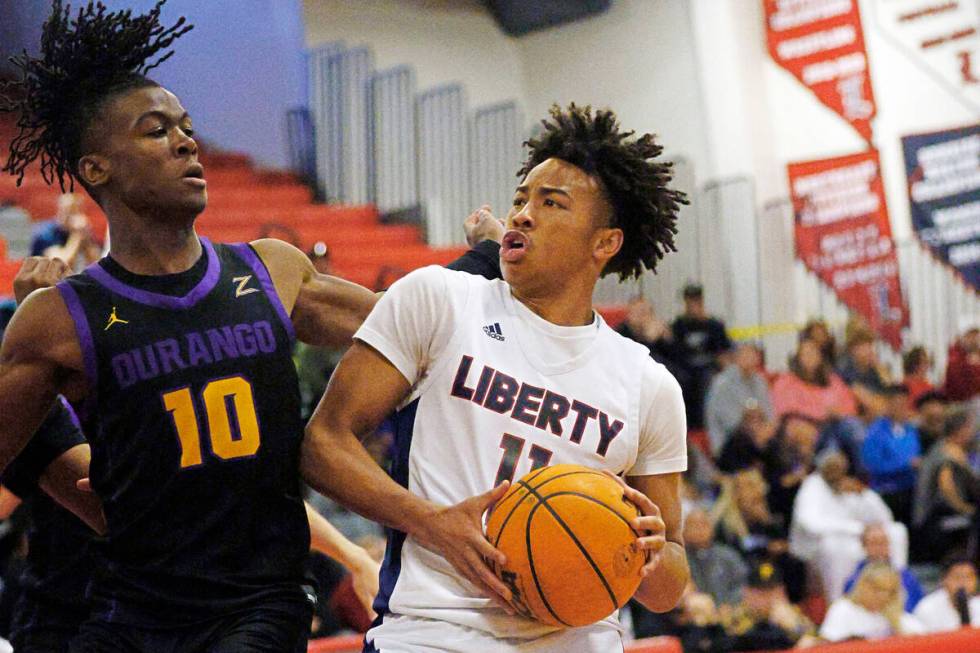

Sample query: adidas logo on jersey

[483,322,505,341]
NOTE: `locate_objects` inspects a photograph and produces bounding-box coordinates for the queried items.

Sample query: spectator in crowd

[903,346,935,405]
[790,451,906,601]
[762,414,820,526]
[717,404,777,474]
[684,506,748,608]
[837,330,888,418]
[725,561,815,651]
[671,283,733,432]
[616,295,684,378]
[912,405,979,562]
[819,563,923,641]
[915,391,949,453]
[843,523,924,611]
[714,469,807,603]
[913,558,980,632]
[28,193,101,268]
[944,321,979,402]
[771,339,856,422]
[674,591,733,653]
[800,318,837,366]
[705,343,773,455]
[862,384,921,526]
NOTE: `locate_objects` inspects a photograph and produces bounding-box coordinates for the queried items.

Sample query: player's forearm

[633,541,688,612]
[304,502,375,571]
[301,425,438,537]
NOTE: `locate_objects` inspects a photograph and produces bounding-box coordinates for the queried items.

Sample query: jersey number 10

[163,376,261,468]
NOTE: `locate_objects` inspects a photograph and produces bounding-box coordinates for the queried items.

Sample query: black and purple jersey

[56,238,309,627]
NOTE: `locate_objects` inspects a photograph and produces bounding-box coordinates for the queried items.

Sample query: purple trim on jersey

[84,238,220,310]
[227,243,297,342]
[56,281,98,421]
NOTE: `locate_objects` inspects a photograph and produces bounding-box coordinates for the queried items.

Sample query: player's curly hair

[519,103,687,280]
[0,0,192,191]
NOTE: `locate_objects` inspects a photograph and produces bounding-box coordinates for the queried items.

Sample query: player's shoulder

[390,265,489,297]
[600,323,679,386]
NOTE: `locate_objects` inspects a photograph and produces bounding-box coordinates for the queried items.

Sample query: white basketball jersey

[356,266,687,645]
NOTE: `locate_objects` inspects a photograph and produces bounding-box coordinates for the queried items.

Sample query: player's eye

[512,197,526,207]
[148,127,166,137]
[182,127,195,137]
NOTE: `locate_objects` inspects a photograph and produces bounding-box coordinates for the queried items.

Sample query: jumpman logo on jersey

[233,275,260,297]
[104,307,129,331]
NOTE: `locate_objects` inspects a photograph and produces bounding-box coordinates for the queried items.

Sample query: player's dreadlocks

[0,0,192,191]
[519,103,687,280]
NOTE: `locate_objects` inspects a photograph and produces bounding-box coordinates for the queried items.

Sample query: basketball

[485,464,646,627]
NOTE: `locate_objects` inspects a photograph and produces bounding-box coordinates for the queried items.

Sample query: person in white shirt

[789,450,908,601]
[820,562,924,642]
[301,104,690,652]
[913,559,980,632]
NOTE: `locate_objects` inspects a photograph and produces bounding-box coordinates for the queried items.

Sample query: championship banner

[788,151,908,348]
[869,0,979,113]
[902,124,980,292]
[764,0,877,142]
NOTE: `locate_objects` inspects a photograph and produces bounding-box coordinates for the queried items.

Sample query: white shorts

[366,614,624,653]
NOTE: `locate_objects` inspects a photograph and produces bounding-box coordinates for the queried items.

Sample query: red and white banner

[788,151,909,349]
[764,0,877,142]
[869,0,979,112]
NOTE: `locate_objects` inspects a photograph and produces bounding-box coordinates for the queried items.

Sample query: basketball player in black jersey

[0,2,425,650]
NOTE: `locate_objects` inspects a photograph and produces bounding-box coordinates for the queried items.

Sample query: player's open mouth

[182,164,207,188]
[501,230,529,263]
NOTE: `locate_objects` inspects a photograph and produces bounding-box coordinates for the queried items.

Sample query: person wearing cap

[944,321,979,402]
[671,283,733,432]
[913,558,980,632]
[861,384,922,527]
[725,560,815,651]
[819,562,923,641]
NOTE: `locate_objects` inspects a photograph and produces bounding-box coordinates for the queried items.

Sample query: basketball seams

[487,469,607,547]
[537,490,643,539]
[516,479,620,617]
[525,501,572,627]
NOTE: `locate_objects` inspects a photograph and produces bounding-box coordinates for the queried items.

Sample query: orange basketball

[485,464,645,627]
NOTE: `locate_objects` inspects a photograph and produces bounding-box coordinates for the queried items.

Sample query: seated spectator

[671,283,733,431]
[915,391,949,453]
[725,561,815,652]
[705,343,773,455]
[903,345,935,405]
[843,524,924,611]
[861,384,921,526]
[913,558,980,632]
[771,339,857,422]
[819,562,923,641]
[912,405,979,562]
[28,193,101,268]
[762,414,820,525]
[685,506,748,608]
[790,451,907,601]
[717,404,777,474]
[944,321,979,402]
[714,469,807,603]
[616,296,683,377]
[800,318,837,366]
[675,591,733,653]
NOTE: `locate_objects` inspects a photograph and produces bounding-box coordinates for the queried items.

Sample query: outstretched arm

[302,340,513,611]
[304,502,380,616]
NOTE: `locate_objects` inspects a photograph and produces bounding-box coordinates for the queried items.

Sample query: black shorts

[69,594,314,653]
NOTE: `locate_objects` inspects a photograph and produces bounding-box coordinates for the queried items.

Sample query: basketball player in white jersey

[302,104,690,652]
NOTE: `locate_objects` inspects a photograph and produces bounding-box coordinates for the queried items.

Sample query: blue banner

[902,124,980,292]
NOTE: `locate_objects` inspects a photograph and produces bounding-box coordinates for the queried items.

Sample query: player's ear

[78,154,111,189]
[593,227,623,263]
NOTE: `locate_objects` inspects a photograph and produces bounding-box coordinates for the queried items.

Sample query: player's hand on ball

[602,472,666,577]
[463,205,505,247]
[413,481,515,613]
[13,256,71,304]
